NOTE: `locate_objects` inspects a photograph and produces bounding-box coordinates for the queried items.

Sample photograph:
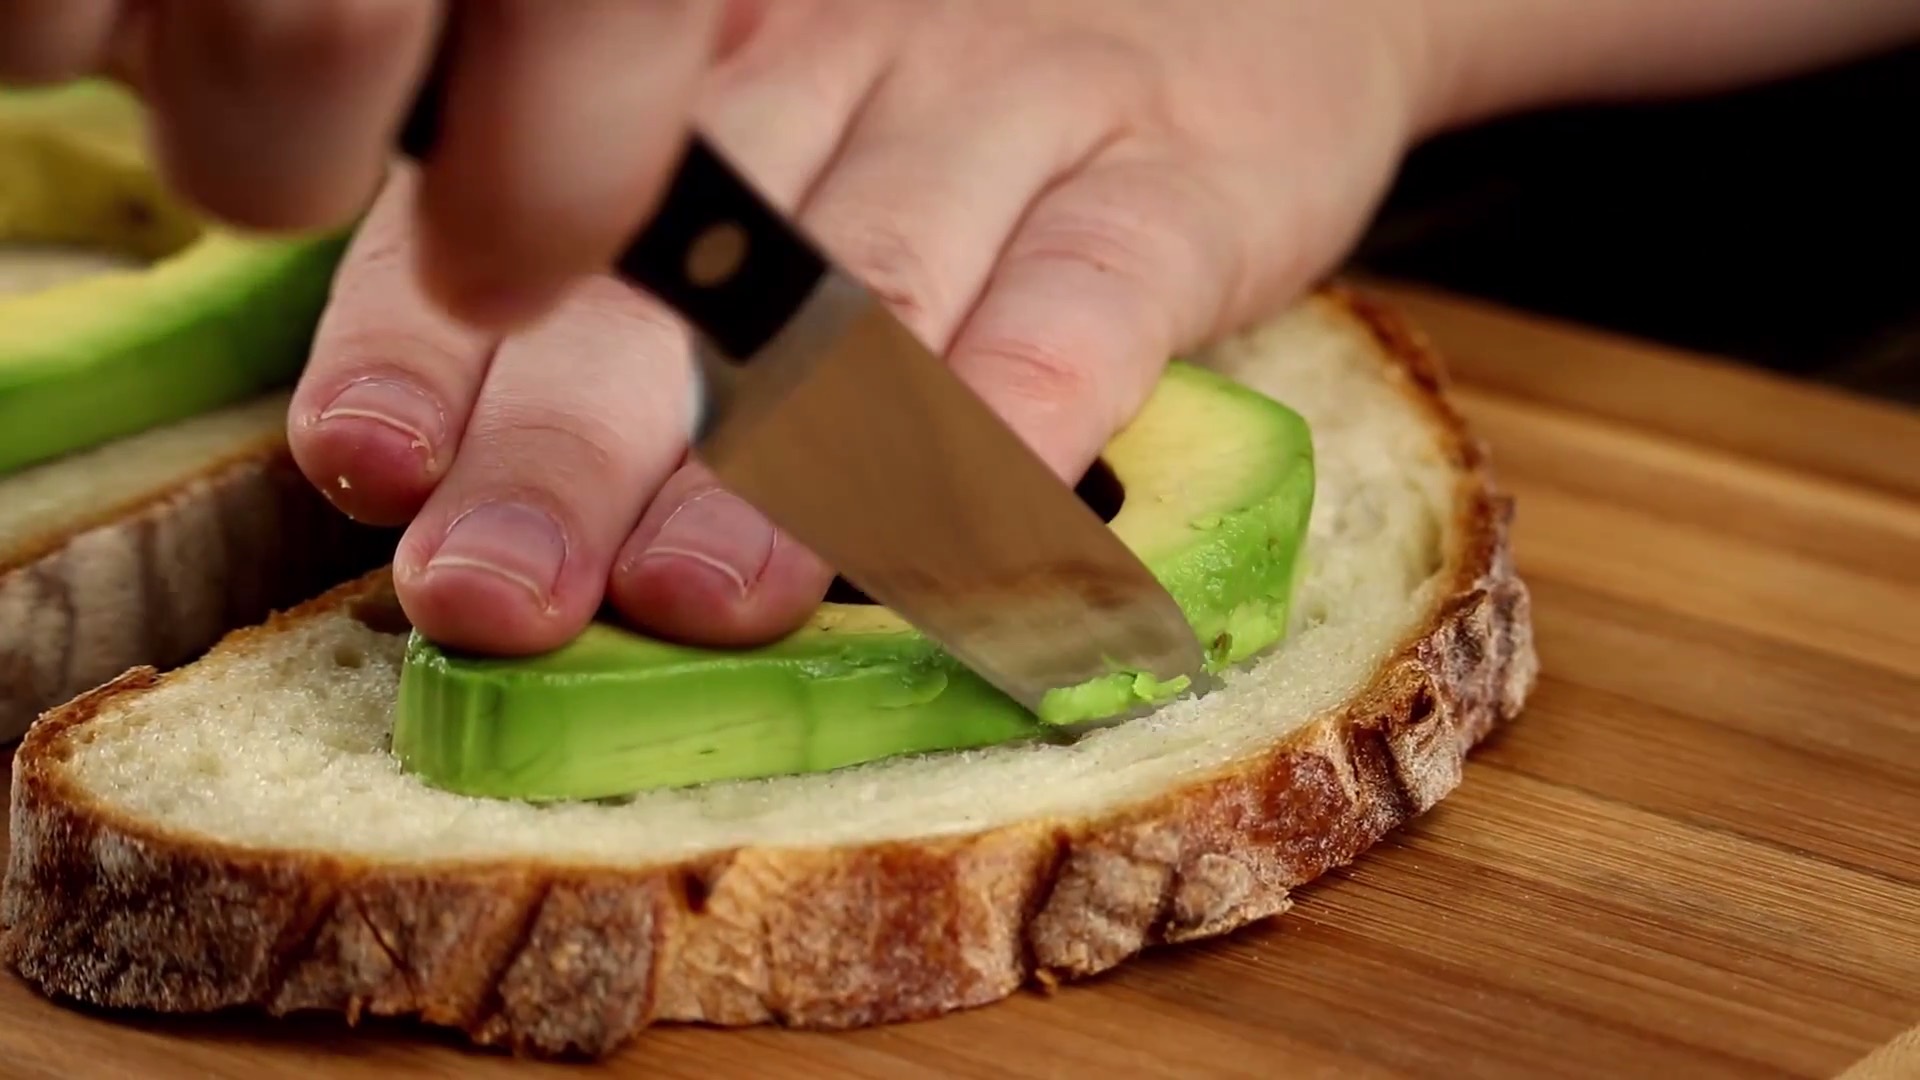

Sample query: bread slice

[0,392,391,740]
[0,286,1538,1059]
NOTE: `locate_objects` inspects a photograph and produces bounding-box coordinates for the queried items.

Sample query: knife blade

[396,63,1211,717]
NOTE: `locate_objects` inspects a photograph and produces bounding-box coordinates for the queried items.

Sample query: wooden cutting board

[0,280,1915,1079]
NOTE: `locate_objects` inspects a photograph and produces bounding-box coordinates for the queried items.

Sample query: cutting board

[0,280,1915,1079]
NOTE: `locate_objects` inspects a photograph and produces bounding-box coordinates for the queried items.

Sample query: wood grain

[0,281,1914,1078]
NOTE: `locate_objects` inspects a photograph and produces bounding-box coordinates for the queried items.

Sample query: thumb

[941,154,1251,483]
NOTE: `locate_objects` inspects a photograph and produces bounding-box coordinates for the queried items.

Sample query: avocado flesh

[0,245,142,296]
[0,80,348,475]
[393,361,1316,801]
[397,626,1051,798]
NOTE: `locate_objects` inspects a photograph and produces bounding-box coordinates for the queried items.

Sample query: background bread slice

[0,393,391,740]
[0,286,1538,1059]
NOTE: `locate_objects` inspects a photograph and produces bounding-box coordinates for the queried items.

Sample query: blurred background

[1353,43,1920,407]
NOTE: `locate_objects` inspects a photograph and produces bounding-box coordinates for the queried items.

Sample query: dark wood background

[1355,43,1920,407]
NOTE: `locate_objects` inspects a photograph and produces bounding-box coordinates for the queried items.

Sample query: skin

[2,0,1917,657]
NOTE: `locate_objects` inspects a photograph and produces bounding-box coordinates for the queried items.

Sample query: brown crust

[0,287,1538,1060]
[0,439,393,741]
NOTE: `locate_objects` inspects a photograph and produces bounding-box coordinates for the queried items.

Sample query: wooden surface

[2,280,1916,1078]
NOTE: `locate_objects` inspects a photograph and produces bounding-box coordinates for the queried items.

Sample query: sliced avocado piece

[0,79,348,475]
[394,361,1314,801]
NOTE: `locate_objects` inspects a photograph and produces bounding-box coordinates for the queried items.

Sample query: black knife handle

[395,39,827,362]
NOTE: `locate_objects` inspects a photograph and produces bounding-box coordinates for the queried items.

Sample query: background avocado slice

[394,362,1316,801]
[0,80,348,475]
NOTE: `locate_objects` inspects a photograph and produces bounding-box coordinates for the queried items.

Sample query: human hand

[3,1,1431,656]
[292,0,1431,655]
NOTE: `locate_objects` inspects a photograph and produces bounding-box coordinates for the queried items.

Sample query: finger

[598,0,903,646]
[691,0,901,204]
[137,0,440,230]
[946,152,1248,480]
[787,37,1139,351]
[288,165,497,527]
[610,44,1136,647]
[607,461,835,647]
[0,0,120,85]
[295,3,878,534]
[409,0,725,330]
[391,277,695,656]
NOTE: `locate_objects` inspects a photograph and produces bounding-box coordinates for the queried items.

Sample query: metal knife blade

[686,253,1211,717]
[397,71,1210,716]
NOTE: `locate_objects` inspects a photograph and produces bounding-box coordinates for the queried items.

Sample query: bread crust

[0,440,391,741]
[0,287,1538,1059]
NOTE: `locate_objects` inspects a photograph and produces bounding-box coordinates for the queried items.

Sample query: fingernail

[316,377,444,464]
[427,502,568,609]
[635,490,775,597]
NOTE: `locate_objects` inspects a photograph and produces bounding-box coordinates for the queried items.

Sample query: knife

[393,57,1211,720]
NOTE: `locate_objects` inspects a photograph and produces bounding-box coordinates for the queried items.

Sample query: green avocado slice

[393,360,1315,801]
[0,79,347,475]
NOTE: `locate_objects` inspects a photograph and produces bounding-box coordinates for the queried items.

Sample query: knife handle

[395,42,828,363]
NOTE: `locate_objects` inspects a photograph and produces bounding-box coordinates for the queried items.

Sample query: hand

[3,1,1428,656]
[292,0,1428,656]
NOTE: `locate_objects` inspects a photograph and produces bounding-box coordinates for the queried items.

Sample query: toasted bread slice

[0,287,1537,1059]
[0,393,389,739]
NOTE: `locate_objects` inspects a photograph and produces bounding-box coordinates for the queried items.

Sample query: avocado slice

[393,361,1315,801]
[0,79,348,475]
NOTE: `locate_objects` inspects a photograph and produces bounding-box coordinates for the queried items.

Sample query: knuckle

[1009,202,1170,294]
[817,213,946,328]
[548,276,684,350]
[336,210,415,282]
[963,332,1099,411]
[1016,164,1242,342]
[469,398,634,493]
